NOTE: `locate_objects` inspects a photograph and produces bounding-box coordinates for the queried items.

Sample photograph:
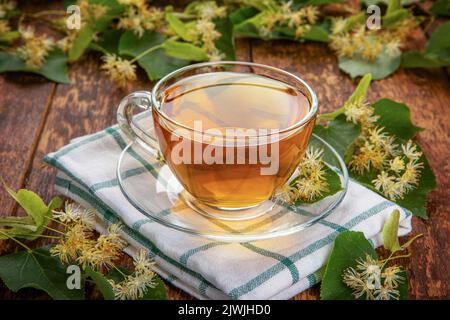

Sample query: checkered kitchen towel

[44,115,412,300]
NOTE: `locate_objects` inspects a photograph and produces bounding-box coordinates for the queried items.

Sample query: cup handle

[117,91,160,154]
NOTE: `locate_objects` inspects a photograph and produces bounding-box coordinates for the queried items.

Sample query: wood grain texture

[0,1,449,300]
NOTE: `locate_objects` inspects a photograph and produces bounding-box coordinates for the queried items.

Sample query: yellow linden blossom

[101,54,137,87]
[329,15,418,62]
[109,249,156,300]
[195,1,227,20]
[343,255,403,300]
[0,19,10,34]
[190,18,224,61]
[259,2,318,40]
[16,26,55,68]
[117,0,164,37]
[283,147,329,203]
[344,97,380,129]
[0,0,16,19]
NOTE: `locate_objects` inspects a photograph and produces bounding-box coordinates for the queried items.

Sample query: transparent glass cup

[117,61,318,220]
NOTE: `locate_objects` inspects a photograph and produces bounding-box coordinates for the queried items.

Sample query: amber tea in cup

[117,62,317,219]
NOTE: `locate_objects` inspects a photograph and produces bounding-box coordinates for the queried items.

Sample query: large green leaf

[430,0,450,17]
[424,21,450,63]
[229,7,259,25]
[0,49,70,83]
[402,21,450,68]
[373,98,422,140]
[165,12,195,42]
[338,47,401,80]
[119,31,189,81]
[320,231,377,300]
[89,29,123,55]
[0,246,84,300]
[68,25,94,62]
[0,182,62,240]
[214,17,236,60]
[161,40,208,61]
[85,267,115,300]
[401,51,450,68]
[313,115,361,161]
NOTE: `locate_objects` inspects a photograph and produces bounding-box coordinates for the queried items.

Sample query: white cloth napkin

[45,120,412,300]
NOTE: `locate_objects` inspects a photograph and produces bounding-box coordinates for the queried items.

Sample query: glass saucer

[116,134,348,242]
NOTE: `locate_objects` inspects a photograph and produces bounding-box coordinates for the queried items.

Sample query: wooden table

[0,3,449,300]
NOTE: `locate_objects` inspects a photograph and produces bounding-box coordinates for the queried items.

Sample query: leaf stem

[28,10,66,18]
[0,229,32,252]
[130,45,163,63]
[49,216,69,228]
[44,225,65,236]
[38,234,62,240]
[113,265,128,278]
[129,36,178,63]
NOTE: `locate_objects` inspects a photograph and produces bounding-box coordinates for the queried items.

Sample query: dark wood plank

[0,76,55,224]
[251,39,450,299]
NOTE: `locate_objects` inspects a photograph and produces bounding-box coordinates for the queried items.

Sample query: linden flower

[196,1,227,20]
[50,223,94,264]
[372,171,395,194]
[385,40,402,58]
[17,26,55,68]
[284,147,329,203]
[401,140,422,161]
[331,17,347,35]
[389,156,405,173]
[0,20,10,35]
[117,3,164,37]
[373,285,400,300]
[101,54,137,87]
[382,266,404,289]
[342,267,375,300]
[343,255,404,300]
[0,0,16,18]
[109,249,156,300]
[53,202,96,230]
[77,224,127,270]
[190,18,223,61]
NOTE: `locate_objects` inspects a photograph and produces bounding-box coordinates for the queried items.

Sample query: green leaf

[402,21,450,68]
[0,49,70,83]
[383,9,410,29]
[230,7,259,25]
[382,209,401,253]
[338,46,401,80]
[313,115,361,161]
[303,25,329,43]
[0,181,62,240]
[85,267,115,300]
[165,12,195,42]
[0,31,20,43]
[344,73,372,108]
[161,40,208,61]
[424,21,450,63]
[89,0,124,32]
[320,231,377,300]
[89,29,123,55]
[430,0,450,17]
[0,246,84,300]
[373,98,422,140]
[214,17,236,60]
[68,25,94,62]
[401,51,450,68]
[119,31,189,81]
